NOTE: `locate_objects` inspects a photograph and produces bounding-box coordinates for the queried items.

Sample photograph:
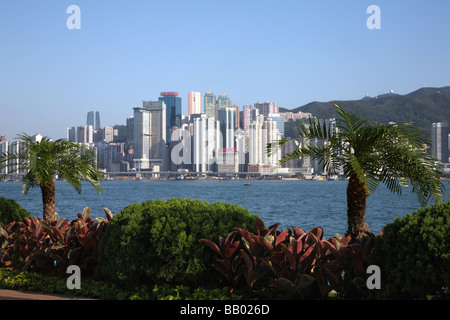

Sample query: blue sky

[1,0,450,140]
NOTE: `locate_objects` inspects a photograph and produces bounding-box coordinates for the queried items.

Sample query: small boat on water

[244,183,252,186]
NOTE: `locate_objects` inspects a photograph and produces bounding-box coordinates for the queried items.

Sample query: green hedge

[369,200,450,300]
[0,196,32,227]
[98,198,258,289]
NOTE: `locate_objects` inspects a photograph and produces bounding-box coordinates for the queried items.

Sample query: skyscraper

[193,114,220,173]
[254,102,279,117]
[217,107,236,151]
[87,111,101,130]
[204,91,216,119]
[268,113,285,136]
[158,92,182,140]
[231,104,240,129]
[188,91,201,115]
[217,93,230,109]
[242,105,253,132]
[67,125,94,144]
[432,122,449,163]
[126,116,134,142]
[133,101,167,170]
[248,115,281,169]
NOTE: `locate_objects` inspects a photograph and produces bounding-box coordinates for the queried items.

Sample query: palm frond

[1,134,104,195]
[270,103,444,206]
[333,103,368,136]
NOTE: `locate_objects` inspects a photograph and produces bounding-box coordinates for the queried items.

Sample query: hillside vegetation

[282,86,450,139]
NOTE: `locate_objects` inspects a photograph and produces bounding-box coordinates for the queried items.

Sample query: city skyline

[1,1,450,140]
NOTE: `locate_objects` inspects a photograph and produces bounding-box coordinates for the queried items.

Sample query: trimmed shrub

[97,198,258,289]
[369,200,450,300]
[0,197,32,227]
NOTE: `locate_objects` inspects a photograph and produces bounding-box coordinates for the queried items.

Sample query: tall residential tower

[432,122,449,163]
[188,91,201,115]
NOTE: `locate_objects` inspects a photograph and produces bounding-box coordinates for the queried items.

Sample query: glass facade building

[268,113,285,136]
[204,91,216,119]
[217,107,236,150]
[158,92,182,140]
[87,111,101,130]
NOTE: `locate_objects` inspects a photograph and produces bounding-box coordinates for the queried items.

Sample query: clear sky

[1,0,450,140]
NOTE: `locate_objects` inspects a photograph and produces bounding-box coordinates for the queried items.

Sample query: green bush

[0,197,32,227]
[369,200,450,299]
[97,198,258,289]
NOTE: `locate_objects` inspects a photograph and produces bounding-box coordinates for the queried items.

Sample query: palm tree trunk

[40,180,56,222]
[346,173,369,238]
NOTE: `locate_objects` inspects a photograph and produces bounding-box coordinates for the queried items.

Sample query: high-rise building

[268,113,285,136]
[231,104,240,129]
[101,126,115,143]
[217,93,230,109]
[254,102,279,117]
[193,114,220,173]
[126,116,134,142]
[204,91,216,119]
[158,92,182,140]
[432,122,449,163]
[0,140,9,175]
[248,115,282,170]
[133,101,167,170]
[67,125,94,144]
[217,107,236,151]
[1,140,27,175]
[188,91,202,115]
[87,111,101,130]
[242,105,253,132]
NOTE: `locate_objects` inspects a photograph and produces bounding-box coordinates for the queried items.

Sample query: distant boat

[244,183,252,186]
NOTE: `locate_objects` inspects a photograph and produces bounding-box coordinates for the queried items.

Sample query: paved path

[0,289,96,300]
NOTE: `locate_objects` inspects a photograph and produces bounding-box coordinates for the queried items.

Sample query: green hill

[281,86,450,139]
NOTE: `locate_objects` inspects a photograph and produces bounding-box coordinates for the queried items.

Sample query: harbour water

[1,179,448,238]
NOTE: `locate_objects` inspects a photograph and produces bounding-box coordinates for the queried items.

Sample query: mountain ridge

[280,86,450,136]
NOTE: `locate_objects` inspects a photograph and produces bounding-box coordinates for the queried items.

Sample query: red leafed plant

[0,207,113,278]
[200,217,375,299]
[65,207,113,276]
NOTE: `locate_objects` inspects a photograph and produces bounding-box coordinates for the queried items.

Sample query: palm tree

[0,134,103,222]
[268,103,444,238]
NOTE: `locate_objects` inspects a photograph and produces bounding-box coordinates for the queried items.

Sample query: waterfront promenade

[0,289,95,300]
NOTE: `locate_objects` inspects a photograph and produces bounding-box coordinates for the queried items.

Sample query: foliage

[0,207,112,278]
[0,134,104,222]
[369,200,450,300]
[201,217,376,299]
[270,103,444,238]
[0,196,32,227]
[0,267,240,300]
[97,198,258,289]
